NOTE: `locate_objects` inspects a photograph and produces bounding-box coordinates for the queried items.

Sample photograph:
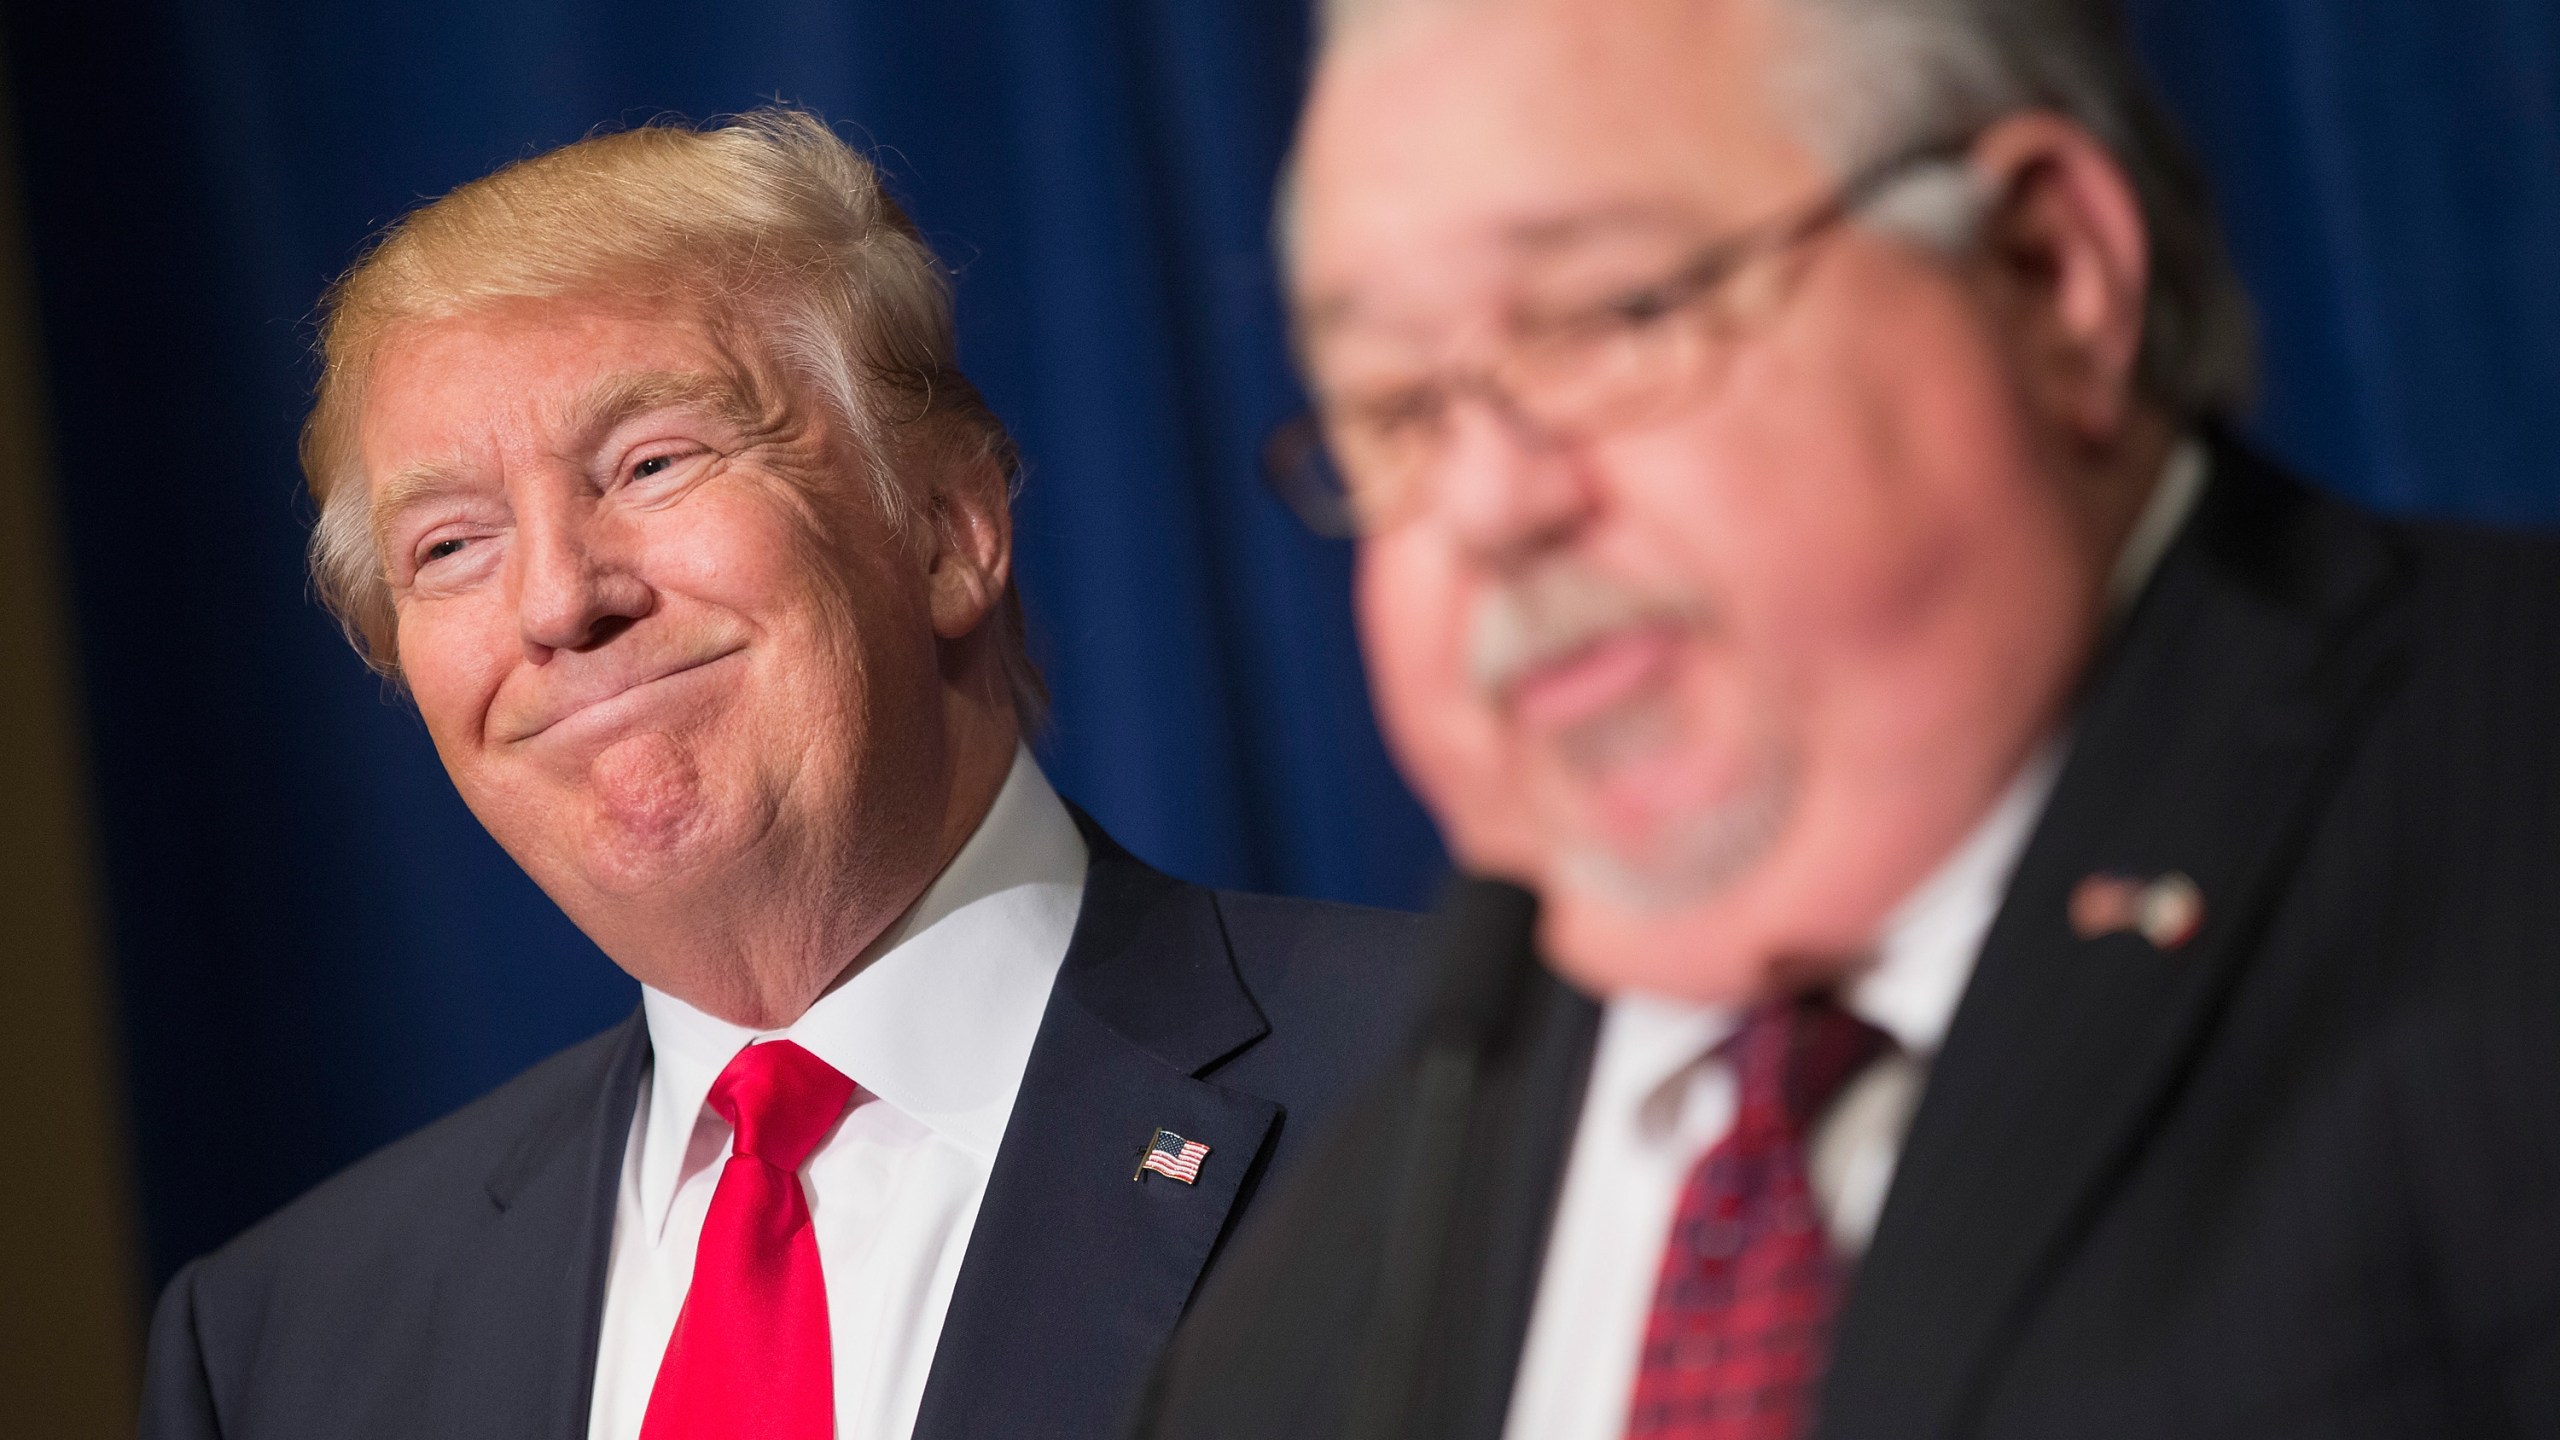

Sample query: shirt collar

[1843,735,2065,1057]
[1585,994,1745,1147]
[633,746,1089,1240]
[2109,435,2209,618]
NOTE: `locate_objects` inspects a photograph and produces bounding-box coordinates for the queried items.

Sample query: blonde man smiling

[141,110,1426,1440]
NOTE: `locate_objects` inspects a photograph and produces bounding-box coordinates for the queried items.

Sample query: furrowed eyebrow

[1497,202,1703,252]
[370,461,478,554]
[566,367,782,448]
[1294,204,1705,340]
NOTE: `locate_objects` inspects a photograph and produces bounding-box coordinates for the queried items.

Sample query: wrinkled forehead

[1289,0,1829,342]
[353,296,777,473]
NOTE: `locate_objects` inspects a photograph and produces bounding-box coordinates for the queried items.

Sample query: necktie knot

[706,1039,855,1174]
[1727,992,1889,1148]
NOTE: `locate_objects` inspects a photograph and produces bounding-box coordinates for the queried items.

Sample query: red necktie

[640,1039,856,1440]
[1624,994,1889,1440]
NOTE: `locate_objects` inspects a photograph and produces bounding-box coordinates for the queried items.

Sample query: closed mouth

[502,647,744,743]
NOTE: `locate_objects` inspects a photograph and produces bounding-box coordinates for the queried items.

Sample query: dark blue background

[3,0,2552,1287]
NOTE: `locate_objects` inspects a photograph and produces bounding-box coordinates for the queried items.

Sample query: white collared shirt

[585,747,1088,1440]
[1501,440,2208,1440]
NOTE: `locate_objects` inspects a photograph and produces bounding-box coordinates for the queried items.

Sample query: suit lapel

[1821,442,2413,1440]
[427,1010,646,1440]
[913,830,1281,1440]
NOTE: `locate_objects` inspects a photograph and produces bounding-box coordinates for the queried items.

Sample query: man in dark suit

[1137,0,2560,1437]
[139,109,1425,1440]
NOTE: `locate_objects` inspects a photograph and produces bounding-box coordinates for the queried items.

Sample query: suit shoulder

[184,1015,640,1300]
[1214,889,1435,969]
[1202,891,1435,1103]
[2367,515,2560,731]
[1213,891,1434,1021]
[2200,444,2560,636]
[2407,523,2560,640]
[2395,512,2560,584]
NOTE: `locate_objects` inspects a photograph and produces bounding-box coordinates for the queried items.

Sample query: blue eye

[633,455,674,480]
[424,537,468,563]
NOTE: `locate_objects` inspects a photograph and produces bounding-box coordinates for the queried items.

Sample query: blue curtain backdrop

[3,0,2552,1288]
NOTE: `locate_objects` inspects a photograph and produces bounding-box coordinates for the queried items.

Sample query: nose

[511,494,653,662]
[1430,394,1598,565]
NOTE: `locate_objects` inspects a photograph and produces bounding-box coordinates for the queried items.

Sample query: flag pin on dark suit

[1134,1128,1210,1184]
[2070,871,2205,950]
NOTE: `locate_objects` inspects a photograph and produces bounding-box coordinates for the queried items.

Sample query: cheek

[1355,543,1451,735]
[396,599,516,757]
[659,482,935,717]
[1597,421,1941,721]
[636,488,807,610]
[1676,283,2039,656]
[1354,539,1511,817]
[1685,263,2090,759]
[638,487,869,670]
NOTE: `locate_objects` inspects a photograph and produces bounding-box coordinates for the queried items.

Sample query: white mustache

[1467,562,1699,697]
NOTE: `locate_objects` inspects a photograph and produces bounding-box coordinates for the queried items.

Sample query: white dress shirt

[585,747,1088,1440]
[1502,440,2208,1440]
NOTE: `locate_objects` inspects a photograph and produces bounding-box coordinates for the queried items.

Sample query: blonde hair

[301,107,1045,728]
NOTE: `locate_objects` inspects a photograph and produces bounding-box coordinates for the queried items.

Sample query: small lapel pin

[1134,1128,1211,1185]
[2070,871,2205,950]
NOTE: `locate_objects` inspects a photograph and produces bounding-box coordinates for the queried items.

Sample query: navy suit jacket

[140,821,1431,1440]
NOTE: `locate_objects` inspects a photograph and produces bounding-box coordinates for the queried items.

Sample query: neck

[596,693,1021,1031]
[812,707,1023,1010]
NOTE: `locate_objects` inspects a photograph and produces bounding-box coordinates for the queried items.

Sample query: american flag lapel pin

[1134,1128,1210,1185]
[2069,870,2205,950]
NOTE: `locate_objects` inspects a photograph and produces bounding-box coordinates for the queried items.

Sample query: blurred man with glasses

[1138,0,2560,1437]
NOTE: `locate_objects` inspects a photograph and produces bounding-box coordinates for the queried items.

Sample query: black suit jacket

[1136,437,2560,1440]
[139,822,1431,1440]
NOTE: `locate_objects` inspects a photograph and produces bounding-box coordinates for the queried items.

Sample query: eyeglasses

[1263,136,1981,539]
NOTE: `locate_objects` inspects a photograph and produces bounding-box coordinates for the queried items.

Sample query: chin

[1531,764,1920,1006]
[1536,883,1777,1005]
[1549,750,1796,909]
[1452,734,1801,1004]
[1521,699,1800,896]
[560,789,757,900]
[549,730,747,895]
[566,828,710,898]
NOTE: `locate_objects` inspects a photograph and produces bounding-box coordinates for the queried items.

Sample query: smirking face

[358,294,1011,1023]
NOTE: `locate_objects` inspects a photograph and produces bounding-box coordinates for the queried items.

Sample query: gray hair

[1319,0,2256,419]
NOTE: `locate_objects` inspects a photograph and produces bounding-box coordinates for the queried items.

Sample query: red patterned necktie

[640,1038,857,1440]
[1624,993,1890,1440]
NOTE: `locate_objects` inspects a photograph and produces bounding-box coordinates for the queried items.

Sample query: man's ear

[1965,111,2151,444]
[923,448,1012,641]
